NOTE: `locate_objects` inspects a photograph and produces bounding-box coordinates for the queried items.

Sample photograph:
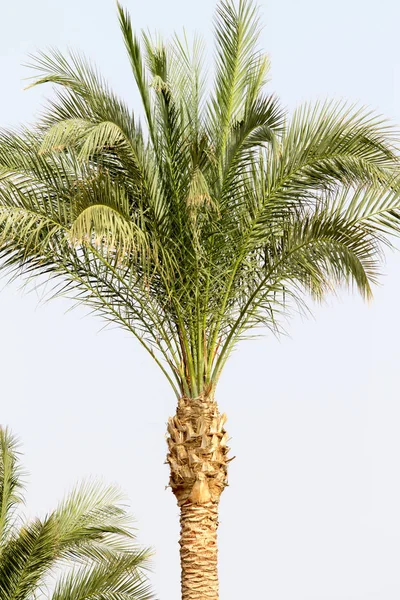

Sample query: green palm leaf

[0,428,153,600]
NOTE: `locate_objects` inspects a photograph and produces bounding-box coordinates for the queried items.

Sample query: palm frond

[0,429,152,600]
[51,553,153,600]
[210,0,263,153]
[0,429,24,549]
[117,2,155,145]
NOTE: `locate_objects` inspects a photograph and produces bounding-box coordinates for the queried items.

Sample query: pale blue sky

[1,1,400,599]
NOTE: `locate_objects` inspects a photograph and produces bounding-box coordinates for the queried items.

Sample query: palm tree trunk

[166,395,229,600]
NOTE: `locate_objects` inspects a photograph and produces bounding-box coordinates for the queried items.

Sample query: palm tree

[1,0,400,598]
[0,427,152,600]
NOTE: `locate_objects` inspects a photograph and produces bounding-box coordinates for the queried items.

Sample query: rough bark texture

[179,501,219,600]
[166,395,229,600]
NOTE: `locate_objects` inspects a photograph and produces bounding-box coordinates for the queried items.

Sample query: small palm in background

[0,427,153,600]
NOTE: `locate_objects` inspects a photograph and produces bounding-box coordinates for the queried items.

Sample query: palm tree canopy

[0,427,153,600]
[0,0,399,398]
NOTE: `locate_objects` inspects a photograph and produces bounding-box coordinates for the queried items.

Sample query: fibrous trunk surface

[179,501,219,600]
[166,395,229,600]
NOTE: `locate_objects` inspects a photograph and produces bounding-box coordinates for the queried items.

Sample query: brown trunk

[166,395,229,600]
[179,501,219,600]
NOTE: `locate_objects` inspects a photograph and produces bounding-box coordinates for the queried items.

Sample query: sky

[1,0,400,598]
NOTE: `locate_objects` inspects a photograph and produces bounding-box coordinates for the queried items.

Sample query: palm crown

[0,427,152,600]
[0,0,399,401]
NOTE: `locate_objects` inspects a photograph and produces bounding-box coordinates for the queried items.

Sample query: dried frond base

[166,396,229,506]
